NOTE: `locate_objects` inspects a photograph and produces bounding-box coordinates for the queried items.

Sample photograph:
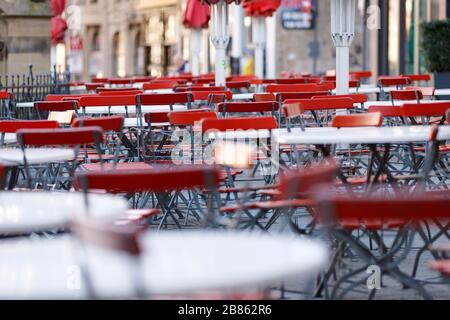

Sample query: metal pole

[210,0,229,86]
[191,29,202,76]
[253,16,266,79]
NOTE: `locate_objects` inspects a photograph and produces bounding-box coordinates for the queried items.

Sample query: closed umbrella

[201,0,242,86]
[243,0,280,78]
[183,0,211,76]
[51,0,68,45]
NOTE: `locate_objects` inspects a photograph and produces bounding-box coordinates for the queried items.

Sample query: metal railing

[0,65,71,119]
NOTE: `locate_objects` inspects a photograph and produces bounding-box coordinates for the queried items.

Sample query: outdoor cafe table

[0,192,127,237]
[0,231,328,299]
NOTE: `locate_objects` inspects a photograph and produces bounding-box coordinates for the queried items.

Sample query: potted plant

[422,20,450,97]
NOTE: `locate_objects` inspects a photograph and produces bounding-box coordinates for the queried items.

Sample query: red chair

[17,127,105,189]
[401,102,450,125]
[217,102,280,117]
[367,105,405,125]
[188,86,226,92]
[276,91,329,103]
[378,76,411,89]
[108,78,133,87]
[85,83,105,92]
[313,93,367,109]
[34,101,79,119]
[46,94,96,102]
[0,120,59,133]
[201,116,278,134]
[191,90,233,101]
[136,93,194,123]
[169,110,217,127]
[74,166,221,230]
[332,113,382,128]
[266,84,327,93]
[78,95,136,118]
[253,93,276,102]
[350,71,372,81]
[401,74,431,83]
[313,187,450,300]
[390,90,423,104]
[225,81,251,90]
[142,81,178,90]
[91,78,108,84]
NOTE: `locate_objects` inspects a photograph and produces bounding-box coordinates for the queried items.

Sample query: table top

[0,231,328,299]
[0,148,75,165]
[123,118,170,128]
[276,125,450,145]
[0,191,128,236]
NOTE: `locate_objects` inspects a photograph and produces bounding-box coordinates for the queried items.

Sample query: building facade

[0,0,52,75]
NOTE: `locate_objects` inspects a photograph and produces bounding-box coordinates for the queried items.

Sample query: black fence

[0,65,71,119]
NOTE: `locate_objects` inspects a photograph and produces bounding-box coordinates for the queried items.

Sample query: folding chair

[16,127,105,189]
[217,101,280,119]
[85,83,105,92]
[72,116,126,165]
[70,217,146,299]
[401,102,450,125]
[34,101,79,120]
[390,90,424,104]
[254,93,276,102]
[142,81,178,91]
[74,165,221,230]
[136,93,194,123]
[378,76,411,100]
[313,187,450,300]
[313,93,367,111]
[266,83,328,94]
[0,120,59,147]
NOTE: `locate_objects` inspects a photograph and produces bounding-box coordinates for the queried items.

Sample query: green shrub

[422,20,450,73]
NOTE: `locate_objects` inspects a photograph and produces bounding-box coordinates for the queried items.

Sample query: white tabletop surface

[123,118,170,128]
[276,125,450,145]
[0,148,75,165]
[0,192,127,235]
[0,231,328,299]
[1,133,16,144]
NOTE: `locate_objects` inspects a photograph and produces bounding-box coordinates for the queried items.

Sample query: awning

[183,0,211,29]
[51,0,68,45]
[243,0,281,17]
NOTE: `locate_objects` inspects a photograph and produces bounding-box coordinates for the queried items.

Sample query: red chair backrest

[208,93,227,104]
[143,81,178,90]
[144,112,170,125]
[46,94,96,102]
[137,93,194,106]
[71,217,142,256]
[17,127,105,146]
[350,71,372,80]
[284,98,354,112]
[72,116,124,132]
[402,74,431,82]
[313,93,367,104]
[402,102,450,118]
[188,86,226,92]
[0,120,59,133]
[278,161,338,200]
[78,95,135,107]
[217,102,279,113]
[85,83,105,91]
[34,101,78,112]
[254,93,276,102]
[193,77,215,85]
[201,116,278,133]
[132,76,155,83]
[378,76,411,87]
[192,90,233,101]
[169,110,217,126]
[332,113,383,128]
[367,105,404,118]
[277,91,329,102]
[225,81,250,89]
[391,90,423,101]
[74,166,221,193]
[266,84,325,93]
[314,189,450,221]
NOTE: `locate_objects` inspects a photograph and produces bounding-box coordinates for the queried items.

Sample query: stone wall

[0,0,52,75]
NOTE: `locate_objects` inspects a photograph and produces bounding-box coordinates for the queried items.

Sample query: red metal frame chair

[390,90,423,104]
[85,83,105,92]
[266,83,328,94]
[74,165,221,230]
[332,113,383,128]
[313,187,450,300]
[217,101,280,118]
[0,120,59,147]
[350,71,372,81]
[16,127,105,189]
[253,93,276,102]
[34,101,79,119]
[142,81,178,91]
[136,93,194,124]
[401,102,450,125]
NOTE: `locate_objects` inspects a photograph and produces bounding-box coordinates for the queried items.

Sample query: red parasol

[183,0,211,29]
[243,0,281,17]
[51,0,68,45]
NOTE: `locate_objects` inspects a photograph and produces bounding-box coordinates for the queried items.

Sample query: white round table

[0,192,128,236]
[275,125,450,145]
[0,148,75,165]
[0,231,328,299]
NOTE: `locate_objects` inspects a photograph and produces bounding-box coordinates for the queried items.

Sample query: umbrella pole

[211,0,229,86]
[253,16,266,79]
[191,29,202,76]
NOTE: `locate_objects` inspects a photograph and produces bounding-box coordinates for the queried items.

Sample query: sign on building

[280,0,317,30]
